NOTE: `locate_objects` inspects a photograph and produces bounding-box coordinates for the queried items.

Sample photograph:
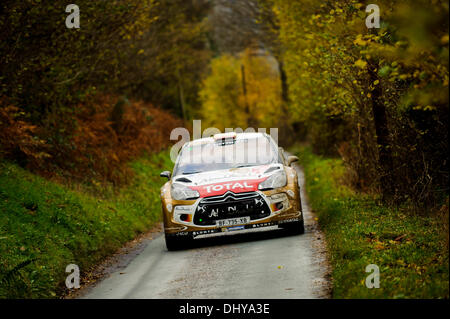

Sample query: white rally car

[159,132,304,250]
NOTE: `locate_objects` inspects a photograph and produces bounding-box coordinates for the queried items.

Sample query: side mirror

[287,155,299,166]
[160,171,171,180]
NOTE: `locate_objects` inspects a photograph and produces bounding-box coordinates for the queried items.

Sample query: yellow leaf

[354,38,367,46]
[354,59,367,69]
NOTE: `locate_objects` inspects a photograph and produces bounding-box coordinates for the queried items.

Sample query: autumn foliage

[0,96,182,184]
[55,96,182,184]
[0,0,208,184]
[271,0,449,205]
[0,103,49,166]
[199,49,283,130]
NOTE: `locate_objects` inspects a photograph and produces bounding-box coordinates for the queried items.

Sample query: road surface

[80,161,331,299]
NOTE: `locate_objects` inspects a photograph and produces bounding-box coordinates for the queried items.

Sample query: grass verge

[292,145,449,298]
[0,150,172,298]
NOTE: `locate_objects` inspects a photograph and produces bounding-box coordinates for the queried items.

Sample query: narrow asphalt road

[80,161,331,299]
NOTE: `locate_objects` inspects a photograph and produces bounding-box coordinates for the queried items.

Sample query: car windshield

[173,136,278,175]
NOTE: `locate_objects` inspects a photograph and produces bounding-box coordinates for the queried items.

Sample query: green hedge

[293,145,449,298]
[0,151,172,298]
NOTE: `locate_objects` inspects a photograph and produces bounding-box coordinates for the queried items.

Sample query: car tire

[281,218,305,235]
[297,218,305,234]
[165,233,193,251]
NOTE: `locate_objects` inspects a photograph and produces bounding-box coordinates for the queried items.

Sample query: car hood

[172,163,283,197]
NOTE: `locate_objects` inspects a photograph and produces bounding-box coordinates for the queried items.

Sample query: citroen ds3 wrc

[159,132,304,250]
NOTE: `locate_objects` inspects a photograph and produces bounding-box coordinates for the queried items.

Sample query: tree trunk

[277,59,294,146]
[278,60,289,104]
[176,68,187,124]
[241,64,255,128]
[178,83,186,122]
[368,61,394,200]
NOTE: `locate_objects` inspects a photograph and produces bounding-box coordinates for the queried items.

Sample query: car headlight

[171,183,199,200]
[258,170,287,190]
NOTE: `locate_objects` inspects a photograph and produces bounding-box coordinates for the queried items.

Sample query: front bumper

[166,213,303,238]
[163,189,302,238]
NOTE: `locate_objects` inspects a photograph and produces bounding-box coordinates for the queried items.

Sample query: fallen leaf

[394,234,407,242]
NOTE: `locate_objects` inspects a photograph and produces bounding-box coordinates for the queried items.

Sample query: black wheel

[165,233,193,251]
[296,218,305,234]
[280,218,305,235]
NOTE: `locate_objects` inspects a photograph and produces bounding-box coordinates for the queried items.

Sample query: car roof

[186,132,267,147]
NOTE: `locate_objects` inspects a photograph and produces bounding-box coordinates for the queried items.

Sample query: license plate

[216,216,250,227]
